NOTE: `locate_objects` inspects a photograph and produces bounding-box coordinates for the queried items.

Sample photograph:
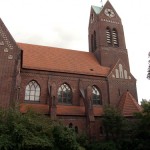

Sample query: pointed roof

[18,43,110,76]
[118,92,142,116]
[0,18,18,50]
[91,0,121,20]
[91,5,103,14]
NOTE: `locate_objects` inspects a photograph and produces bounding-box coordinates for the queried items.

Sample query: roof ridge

[17,42,88,53]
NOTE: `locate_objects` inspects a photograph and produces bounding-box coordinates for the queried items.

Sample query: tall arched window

[119,64,124,78]
[25,80,40,101]
[91,34,94,52]
[75,126,78,134]
[69,123,73,128]
[93,31,97,51]
[124,70,128,79]
[57,83,72,104]
[112,28,119,47]
[115,69,119,78]
[92,85,102,105]
[106,27,112,46]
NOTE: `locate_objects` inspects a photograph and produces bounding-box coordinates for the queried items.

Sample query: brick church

[0,1,141,139]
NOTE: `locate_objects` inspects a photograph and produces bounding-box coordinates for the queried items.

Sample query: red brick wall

[20,70,109,106]
[57,116,87,134]
[108,79,138,106]
[19,69,109,138]
[0,19,20,107]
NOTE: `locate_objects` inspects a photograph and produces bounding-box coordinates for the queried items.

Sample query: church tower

[89,1,130,70]
[89,1,138,106]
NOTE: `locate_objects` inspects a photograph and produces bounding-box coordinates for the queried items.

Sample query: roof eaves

[22,66,108,77]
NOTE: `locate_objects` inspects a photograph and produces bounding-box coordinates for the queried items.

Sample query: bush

[0,108,80,150]
[87,141,117,150]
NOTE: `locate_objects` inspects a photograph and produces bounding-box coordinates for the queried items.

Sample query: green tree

[132,99,150,150]
[0,109,54,150]
[102,106,134,150]
[52,125,79,150]
[103,106,124,140]
[0,108,80,150]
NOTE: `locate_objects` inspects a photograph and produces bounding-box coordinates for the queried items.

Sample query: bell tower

[89,1,130,70]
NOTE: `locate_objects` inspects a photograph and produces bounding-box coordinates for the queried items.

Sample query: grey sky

[0,0,150,102]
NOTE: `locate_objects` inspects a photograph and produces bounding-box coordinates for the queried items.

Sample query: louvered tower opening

[106,27,112,46]
[112,28,119,47]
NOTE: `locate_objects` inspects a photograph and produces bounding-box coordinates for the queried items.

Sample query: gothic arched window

[112,28,119,47]
[25,80,40,101]
[119,64,124,78]
[57,83,72,104]
[93,31,97,51]
[124,70,128,79]
[91,34,94,52]
[75,126,78,134]
[69,123,73,128]
[106,27,112,46]
[92,86,102,105]
[115,69,119,78]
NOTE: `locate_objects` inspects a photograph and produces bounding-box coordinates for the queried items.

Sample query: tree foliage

[0,108,80,150]
[103,106,125,140]
[52,125,79,150]
[99,101,150,150]
[1,101,150,150]
[131,99,150,150]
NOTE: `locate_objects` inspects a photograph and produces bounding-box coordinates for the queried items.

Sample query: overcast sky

[0,0,150,102]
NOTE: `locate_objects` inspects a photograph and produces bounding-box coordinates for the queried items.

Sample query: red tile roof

[20,103,49,114]
[57,105,85,116]
[118,92,142,116]
[17,43,110,76]
[57,105,103,116]
[93,106,104,116]
[20,104,104,117]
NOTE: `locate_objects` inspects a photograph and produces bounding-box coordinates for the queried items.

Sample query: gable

[0,18,18,52]
[99,1,121,20]
[108,59,135,80]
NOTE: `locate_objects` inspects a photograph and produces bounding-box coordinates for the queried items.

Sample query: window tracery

[92,86,102,105]
[25,80,40,101]
[57,83,72,104]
